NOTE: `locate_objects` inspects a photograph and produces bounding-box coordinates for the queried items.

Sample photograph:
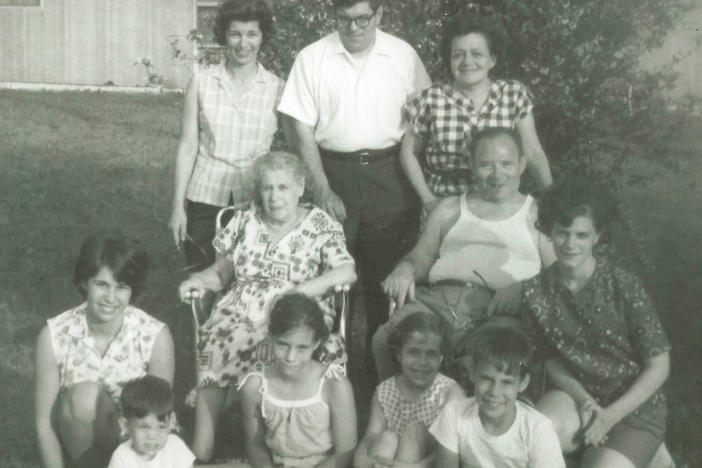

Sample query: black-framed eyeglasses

[335,9,376,30]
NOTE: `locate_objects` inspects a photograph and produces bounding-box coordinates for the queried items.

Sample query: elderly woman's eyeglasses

[335,10,376,30]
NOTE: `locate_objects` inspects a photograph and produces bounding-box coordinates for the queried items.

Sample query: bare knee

[536,390,581,453]
[396,423,433,463]
[370,430,399,460]
[59,381,104,424]
[582,447,636,468]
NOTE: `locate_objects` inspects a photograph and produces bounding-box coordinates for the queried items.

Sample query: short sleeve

[212,204,248,256]
[528,417,566,468]
[514,82,534,121]
[134,309,166,364]
[168,435,197,468]
[620,274,671,360]
[403,88,433,137]
[429,400,460,454]
[277,49,319,126]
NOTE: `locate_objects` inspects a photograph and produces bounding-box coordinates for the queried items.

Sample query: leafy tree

[261,0,697,186]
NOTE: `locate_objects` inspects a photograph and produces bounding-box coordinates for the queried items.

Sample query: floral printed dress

[197,202,354,389]
[47,304,165,403]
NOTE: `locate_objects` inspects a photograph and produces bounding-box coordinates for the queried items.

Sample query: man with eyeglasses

[278,0,431,367]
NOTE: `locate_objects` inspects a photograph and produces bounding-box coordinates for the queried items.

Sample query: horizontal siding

[0,0,195,88]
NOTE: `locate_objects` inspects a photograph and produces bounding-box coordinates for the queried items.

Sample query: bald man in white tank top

[372,128,556,379]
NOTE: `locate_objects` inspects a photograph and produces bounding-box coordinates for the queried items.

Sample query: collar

[544,256,609,294]
[442,80,503,113]
[331,28,394,58]
[211,61,271,86]
[66,303,134,342]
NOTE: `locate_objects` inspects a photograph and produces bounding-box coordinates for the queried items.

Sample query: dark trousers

[321,146,419,355]
[184,200,226,272]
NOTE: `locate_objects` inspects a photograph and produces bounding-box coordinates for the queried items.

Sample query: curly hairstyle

[74,231,148,299]
[252,151,313,206]
[269,293,330,344]
[213,0,274,47]
[536,177,619,240]
[388,312,451,362]
[440,15,503,78]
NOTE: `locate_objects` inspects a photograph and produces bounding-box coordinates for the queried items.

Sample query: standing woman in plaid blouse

[401,16,552,214]
[169,0,284,272]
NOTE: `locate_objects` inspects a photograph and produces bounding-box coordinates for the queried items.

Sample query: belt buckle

[359,151,371,166]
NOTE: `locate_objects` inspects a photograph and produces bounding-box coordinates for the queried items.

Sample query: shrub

[178,0,696,189]
[264,0,697,186]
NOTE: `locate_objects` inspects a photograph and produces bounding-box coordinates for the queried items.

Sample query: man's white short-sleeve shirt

[430,397,566,468]
[278,29,430,152]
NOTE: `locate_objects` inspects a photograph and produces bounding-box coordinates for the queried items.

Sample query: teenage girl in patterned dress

[355,312,464,468]
[238,294,357,468]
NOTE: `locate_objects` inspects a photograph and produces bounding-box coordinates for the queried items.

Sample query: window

[196,1,219,44]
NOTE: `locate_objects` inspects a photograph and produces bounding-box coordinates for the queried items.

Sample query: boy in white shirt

[108,375,196,468]
[430,324,565,468]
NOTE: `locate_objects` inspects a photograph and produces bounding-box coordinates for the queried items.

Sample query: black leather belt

[319,144,400,166]
[430,279,482,289]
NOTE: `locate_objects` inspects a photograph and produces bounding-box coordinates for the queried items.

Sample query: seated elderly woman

[35,232,175,468]
[373,127,555,380]
[178,151,357,462]
[522,179,671,468]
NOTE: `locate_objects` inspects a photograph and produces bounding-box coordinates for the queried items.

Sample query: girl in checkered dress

[401,16,552,216]
[354,312,464,468]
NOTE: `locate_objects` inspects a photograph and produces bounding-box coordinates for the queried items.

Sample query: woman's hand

[579,401,618,447]
[178,276,208,303]
[381,262,415,309]
[169,206,188,248]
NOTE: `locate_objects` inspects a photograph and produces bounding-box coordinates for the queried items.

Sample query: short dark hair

[536,178,619,238]
[213,0,274,47]
[120,375,173,421]
[440,15,502,78]
[469,127,522,161]
[332,0,383,11]
[388,312,451,359]
[74,231,148,299]
[269,293,330,344]
[471,324,533,379]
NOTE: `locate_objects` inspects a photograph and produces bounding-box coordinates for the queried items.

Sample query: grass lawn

[0,89,700,467]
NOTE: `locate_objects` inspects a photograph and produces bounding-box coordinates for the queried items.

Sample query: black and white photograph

[1,0,700,467]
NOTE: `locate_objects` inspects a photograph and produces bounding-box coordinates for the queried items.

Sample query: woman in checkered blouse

[169,0,285,272]
[401,16,553,215]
